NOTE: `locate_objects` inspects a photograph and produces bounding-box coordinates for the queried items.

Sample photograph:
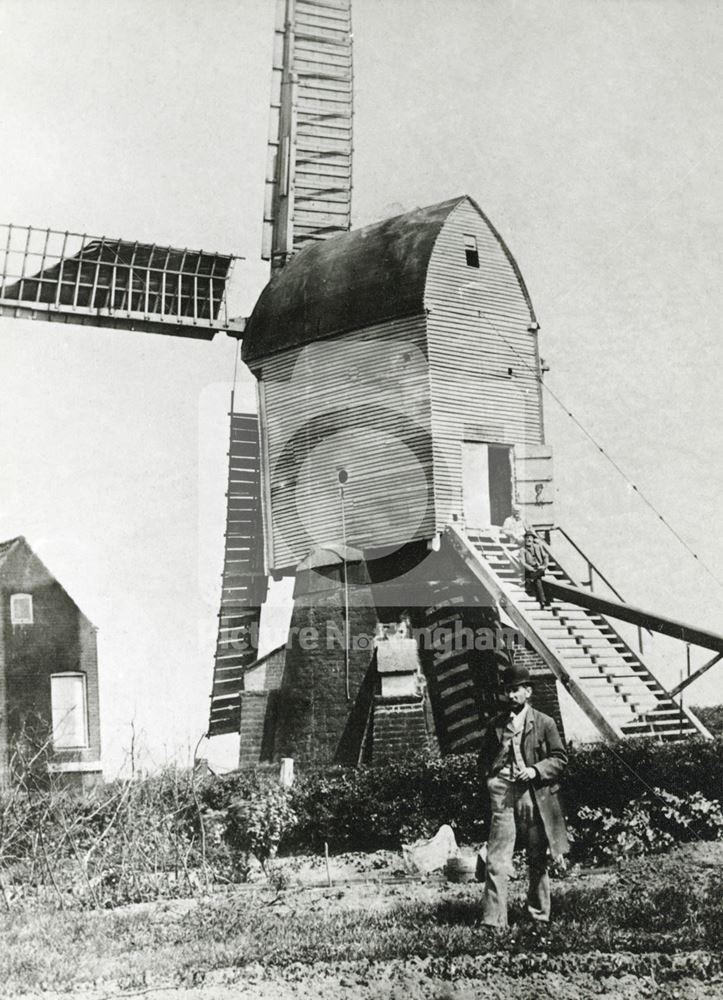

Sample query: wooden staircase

[445,525,710,742]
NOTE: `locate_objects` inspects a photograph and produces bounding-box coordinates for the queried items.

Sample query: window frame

[10,593,34,625]
[50,671,90,750]
[464,234,480,268]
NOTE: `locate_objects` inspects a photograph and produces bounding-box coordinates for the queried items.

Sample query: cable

[477,304,723,595]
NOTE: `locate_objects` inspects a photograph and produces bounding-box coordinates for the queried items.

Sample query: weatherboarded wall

[257,316,434,572]
[425,199,547,530]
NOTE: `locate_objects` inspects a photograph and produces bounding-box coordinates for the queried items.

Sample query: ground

[3,844,722,999]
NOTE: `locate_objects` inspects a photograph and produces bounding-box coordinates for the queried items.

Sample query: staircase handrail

[478,526,711,739]
[540,526,653,651]
[549,525,628,604]
[446,525,624,742]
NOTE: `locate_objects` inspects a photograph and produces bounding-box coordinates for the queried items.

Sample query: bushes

[285,753,488,852]
[692,705,723,737]
[211,779,297,871]
[2,735,721,910]
[562,736,723,815]
[267,736,723,855]
[572,788,723,864]
[0,765,233,909]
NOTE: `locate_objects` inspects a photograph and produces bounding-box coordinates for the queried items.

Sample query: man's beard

[509,701,526,714]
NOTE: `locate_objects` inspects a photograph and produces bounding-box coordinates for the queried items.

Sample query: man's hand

[515,766,537,783]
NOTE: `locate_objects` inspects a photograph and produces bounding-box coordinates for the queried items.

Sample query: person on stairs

[501,506,528,545]
[519,530,549,608]
[478,663,570,929]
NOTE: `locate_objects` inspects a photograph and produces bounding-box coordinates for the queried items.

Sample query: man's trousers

[482,775,550,928]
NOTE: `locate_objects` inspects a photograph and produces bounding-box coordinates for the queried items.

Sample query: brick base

[273,546,379,766]
[371,695,431,762]
[238,690,271,768]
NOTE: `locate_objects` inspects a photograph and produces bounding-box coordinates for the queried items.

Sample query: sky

[1,0,723,774]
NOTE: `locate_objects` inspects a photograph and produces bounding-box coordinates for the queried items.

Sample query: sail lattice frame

[0,223,241,339]
[262,0,353,269]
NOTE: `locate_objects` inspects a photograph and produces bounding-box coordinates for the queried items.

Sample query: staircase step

[562,657,636,673]
[643,723,697,735]
[575,670,664,687]
[459,527,692,744]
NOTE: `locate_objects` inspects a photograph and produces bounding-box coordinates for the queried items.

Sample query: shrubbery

[1,735,721,909]
[692,704,723,736]
[562,735,723,814]
[573,787,723,864]
[243,736,723,855]
[209,778,297,872]
[0,764,216,908]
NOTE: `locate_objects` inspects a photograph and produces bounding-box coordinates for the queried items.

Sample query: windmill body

[243,195,551,573]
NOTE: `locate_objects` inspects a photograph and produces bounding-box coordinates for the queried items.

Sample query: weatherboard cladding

[258,315,433,571]
[425,200,543,530]
[248,196,543,570]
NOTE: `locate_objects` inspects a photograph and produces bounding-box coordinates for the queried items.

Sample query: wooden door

[488,445,513,526]
[462,442,513,528]
[462,442,491,528]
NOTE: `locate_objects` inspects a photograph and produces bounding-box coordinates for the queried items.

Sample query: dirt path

[17,955,722,1000]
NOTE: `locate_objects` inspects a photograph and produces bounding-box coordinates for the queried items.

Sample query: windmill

[1,0,718,772]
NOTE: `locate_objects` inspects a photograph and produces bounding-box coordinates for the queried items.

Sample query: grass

[0,844,721,994]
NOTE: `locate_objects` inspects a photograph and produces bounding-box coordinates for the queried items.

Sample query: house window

[464,235,480,268]
[10,593,33,625]
[50,673,89,749]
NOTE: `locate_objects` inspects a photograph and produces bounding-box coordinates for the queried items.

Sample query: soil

[10,845,723,1000]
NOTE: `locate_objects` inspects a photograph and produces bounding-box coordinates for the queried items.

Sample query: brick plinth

[273,546,379,766]
[371,695,431,761]
[238,690,271,768]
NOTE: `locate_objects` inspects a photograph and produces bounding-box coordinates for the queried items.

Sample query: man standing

[479,663,569,929]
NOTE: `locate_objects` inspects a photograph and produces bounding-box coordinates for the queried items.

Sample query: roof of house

[242,196,467,363]
[0,536,95,626]
[0,536,24,567]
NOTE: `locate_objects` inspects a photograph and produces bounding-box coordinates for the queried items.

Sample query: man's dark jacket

[479,706,570,857]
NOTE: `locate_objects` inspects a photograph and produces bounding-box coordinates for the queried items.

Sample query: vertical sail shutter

[262,0,353,268]
[208,413,268,737]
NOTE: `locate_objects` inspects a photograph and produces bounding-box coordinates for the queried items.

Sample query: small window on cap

[464,235,480,268]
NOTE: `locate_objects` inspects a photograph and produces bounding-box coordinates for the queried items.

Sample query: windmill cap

[501,664,532,688]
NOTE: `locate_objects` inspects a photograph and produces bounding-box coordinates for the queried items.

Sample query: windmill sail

[262,0,353,269]
[207,0,355,741]
[208,412,268,737]
[0,223,240,338]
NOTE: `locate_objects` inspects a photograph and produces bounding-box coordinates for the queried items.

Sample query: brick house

[0,537,102,788]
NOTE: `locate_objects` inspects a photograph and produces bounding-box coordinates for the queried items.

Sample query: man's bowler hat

[501,663,532,688]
